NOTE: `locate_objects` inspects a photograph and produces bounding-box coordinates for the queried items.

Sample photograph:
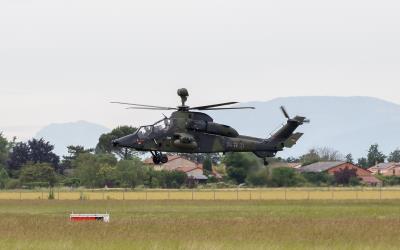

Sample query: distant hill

[35,121,110,157]
[207,96,400,159]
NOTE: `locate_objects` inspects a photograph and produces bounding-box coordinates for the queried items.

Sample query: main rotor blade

[199,107,255,110]
[111,102,176,110]
[280,106,290,119]
[190,102,239,110]
[125,107,177,110]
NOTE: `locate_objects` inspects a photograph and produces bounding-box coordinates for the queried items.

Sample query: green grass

[0,200,400,249]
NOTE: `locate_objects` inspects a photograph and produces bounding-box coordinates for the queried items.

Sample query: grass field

[1,188,400,201]
[1,200,400,250]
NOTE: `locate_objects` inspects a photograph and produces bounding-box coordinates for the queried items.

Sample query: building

[299,161,382,186]
[368,162,400,176]
[144,155,208,182]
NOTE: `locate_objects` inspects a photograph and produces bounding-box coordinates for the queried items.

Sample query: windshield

[136,125,153,139]
[136,119,170,139]
[153,118,171,134]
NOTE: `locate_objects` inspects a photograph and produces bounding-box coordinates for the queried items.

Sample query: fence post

[213,190,216,201]
[237,188,239,201]
[41,191,44,200]
[284,188,287,201]
[168,190,170,200]
[123,190,125,201]
[19,191,21,201]
[192,189,194,200]
[145,189,148,201]
[250,190,252,201]
[331,188,334,200]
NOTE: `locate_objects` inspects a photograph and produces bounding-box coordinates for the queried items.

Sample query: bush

[246,168,269,187]
[302,172,334,186]
[19,163,57,187]
[63,177,81,188]
[270,167,303,187]
[5,179,20,189]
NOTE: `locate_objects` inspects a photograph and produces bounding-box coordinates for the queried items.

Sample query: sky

[0,0,399,139]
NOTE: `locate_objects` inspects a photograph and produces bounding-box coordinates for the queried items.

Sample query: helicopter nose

[112,140,120,147]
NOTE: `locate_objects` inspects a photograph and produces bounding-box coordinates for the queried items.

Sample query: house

[299,161,382,186]
[144,155,208,182]
[368,162,400,176]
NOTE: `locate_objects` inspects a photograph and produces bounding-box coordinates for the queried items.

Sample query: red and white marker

[70,214,110,223]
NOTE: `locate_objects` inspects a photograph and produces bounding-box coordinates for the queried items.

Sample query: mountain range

[33,96,400,159]
[35,121,110,157]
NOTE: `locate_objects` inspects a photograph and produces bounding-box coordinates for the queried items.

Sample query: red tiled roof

[360,176,382,184]
[175,166,199,173]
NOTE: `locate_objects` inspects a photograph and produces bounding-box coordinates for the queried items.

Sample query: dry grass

[1,188,400,201]
[0,200,400,249]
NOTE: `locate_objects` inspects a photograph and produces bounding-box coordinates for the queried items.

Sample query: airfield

[1,189,400,249]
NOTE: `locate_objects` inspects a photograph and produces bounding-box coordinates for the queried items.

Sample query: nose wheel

[151,151,168,164]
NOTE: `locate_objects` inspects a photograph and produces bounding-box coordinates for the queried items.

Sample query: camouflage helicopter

[112,88,309,165]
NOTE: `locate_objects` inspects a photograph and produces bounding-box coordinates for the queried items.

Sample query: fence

[1,188,400,201]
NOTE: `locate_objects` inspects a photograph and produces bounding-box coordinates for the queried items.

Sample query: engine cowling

[186,120,239,137]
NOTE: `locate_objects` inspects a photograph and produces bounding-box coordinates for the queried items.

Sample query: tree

[19,163,57,187]
[0,167,9,189]
[299,149,320,166]
[270,167,302,187]
[0,133,10,168]
[388,149,400,163]
[357,157,368,169]
[163,171,187,188]
[116,158,146,188]
[7,142,30,177]
[96,164,118,187]
[246,168,269,186]
[7,139,59,177]
[96,126,138,160]
[28,139,59,166]
[300,147,343,166]
[333,167,358,186]
[223,152,262,184]
[345,153,354,164]
[61,145,94,172]
[203,156,213,172]
[75,153,118,188]
[367,144,386,167]
[317,147,343,161]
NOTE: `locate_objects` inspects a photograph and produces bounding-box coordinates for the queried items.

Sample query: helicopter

[111,88,309,165]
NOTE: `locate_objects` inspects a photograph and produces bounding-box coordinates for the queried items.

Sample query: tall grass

[0,200,400,249]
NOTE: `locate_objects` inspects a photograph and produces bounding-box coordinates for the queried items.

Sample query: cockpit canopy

[136,118,171,139]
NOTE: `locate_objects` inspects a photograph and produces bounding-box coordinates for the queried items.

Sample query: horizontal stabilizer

[284,133,303,148]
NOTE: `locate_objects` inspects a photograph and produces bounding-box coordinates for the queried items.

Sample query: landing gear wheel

[152,156,161,165]
[264,158,269,166]
[161,155,168,164]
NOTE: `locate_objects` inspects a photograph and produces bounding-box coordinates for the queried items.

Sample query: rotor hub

[177,88,189,108]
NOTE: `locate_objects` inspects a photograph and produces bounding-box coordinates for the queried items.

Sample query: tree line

[0,126,399,189]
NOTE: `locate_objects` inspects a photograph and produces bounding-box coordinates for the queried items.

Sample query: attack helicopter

[111,88,309,165]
